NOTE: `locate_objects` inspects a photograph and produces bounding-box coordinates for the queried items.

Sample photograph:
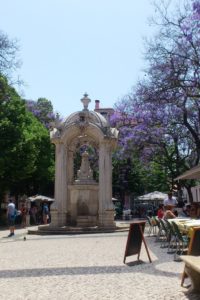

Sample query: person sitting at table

[197,206,200,219]
[182,204,191,217]
[157,204,164,219]
[189,204,198,218]
[163,209,176,220]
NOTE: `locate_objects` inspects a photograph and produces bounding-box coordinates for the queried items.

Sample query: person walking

[7,199,16,237]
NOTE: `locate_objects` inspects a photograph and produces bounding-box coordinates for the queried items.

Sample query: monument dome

[63,93,110,131]
[64,110,109,129]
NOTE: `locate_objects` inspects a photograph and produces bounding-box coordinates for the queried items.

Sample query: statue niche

[75,150,96,184]
[69,149,98,227]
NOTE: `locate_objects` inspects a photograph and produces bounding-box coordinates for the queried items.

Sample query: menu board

[123,220,152,263]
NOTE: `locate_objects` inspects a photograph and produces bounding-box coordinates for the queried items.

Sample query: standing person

[32,206,38,225]
[20,203,27,228]
[163,191,178,219]
[7,199,16,237]
[163,192,178,210]
[42,203,49,224]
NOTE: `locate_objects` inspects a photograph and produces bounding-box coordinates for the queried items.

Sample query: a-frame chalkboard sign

[123,220,152,263]
[181,226,200,286]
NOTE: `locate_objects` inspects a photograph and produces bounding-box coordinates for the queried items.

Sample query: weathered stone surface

[50,96,118,230]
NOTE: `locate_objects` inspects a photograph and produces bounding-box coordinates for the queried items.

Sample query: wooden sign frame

[181,226,200,286]
[123,220,152,264]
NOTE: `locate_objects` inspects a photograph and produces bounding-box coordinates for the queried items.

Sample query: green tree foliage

[112,151,169,203]
[0,76,54,202]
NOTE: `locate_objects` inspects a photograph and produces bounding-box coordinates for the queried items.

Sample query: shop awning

[175,165,200,180]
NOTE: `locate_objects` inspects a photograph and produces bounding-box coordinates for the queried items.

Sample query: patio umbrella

[112,197,119,202]
[137,191,168,201]
[28,195,55,202]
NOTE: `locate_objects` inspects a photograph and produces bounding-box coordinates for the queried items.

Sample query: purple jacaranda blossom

[25,99,60,129]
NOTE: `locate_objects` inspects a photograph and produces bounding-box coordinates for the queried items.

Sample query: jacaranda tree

[111,0,200,201]
[26,97,61,129]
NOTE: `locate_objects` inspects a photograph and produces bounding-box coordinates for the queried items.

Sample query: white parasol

[137,191,168,201]
[28,195,55,202]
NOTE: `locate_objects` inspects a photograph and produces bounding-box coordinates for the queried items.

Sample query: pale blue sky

[1,0,155,117]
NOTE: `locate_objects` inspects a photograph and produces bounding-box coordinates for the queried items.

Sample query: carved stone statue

[76,151,94,183]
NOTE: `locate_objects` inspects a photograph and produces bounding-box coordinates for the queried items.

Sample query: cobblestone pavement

[0,225,199,300]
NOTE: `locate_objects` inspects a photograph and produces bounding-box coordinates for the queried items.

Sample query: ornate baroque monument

[50,94,118,229]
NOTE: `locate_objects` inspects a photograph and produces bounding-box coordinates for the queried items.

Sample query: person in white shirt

[7,199,16,237]
[163,192,178,219]
[163,192,177,209]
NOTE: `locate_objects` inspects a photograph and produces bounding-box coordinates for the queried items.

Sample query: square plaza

[0,225,199,300]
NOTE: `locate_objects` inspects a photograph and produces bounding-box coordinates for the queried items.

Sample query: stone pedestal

[50,209,67,227]
[98,209,116,228]
[26,215,30,226]
[49,209,58,227]
[68,184,99,226]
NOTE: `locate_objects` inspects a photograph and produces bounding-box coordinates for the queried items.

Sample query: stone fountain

[36,94,119,233]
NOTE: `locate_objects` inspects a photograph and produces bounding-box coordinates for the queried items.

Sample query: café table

[169,218,200,237]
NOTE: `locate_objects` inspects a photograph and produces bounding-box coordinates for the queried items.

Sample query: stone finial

[81,93,91,111]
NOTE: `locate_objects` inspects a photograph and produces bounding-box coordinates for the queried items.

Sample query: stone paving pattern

[0,225,199,300]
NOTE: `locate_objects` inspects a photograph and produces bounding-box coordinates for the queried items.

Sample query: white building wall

[191,185,200,202]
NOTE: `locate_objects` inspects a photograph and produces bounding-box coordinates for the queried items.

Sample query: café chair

[159,219,171,248]
[171,221,189,261]
[146,216,157,236]
[153,216,164,242]
[165,219,177,254]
